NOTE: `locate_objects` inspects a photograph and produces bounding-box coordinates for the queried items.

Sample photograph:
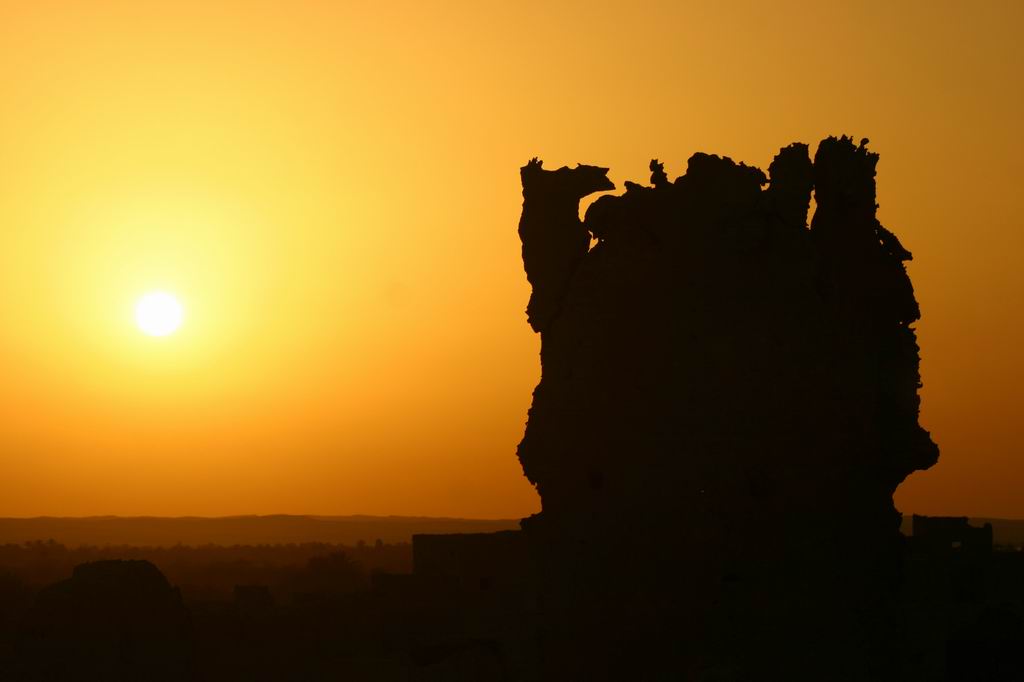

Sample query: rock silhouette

[17,560,195,681]
[517,137,938,680]
[518,158,615,332]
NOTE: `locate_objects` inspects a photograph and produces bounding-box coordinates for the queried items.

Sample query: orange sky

[0,1,1021,519]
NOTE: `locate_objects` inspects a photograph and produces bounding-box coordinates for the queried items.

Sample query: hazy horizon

[2,514,1023,551]
[0,509,1018,522]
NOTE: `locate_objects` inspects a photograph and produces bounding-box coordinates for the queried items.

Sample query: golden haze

[0,1,1021,518]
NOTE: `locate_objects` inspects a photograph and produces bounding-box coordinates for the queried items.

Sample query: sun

[135,291,184,337]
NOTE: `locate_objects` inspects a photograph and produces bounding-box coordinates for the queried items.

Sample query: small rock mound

[18,560,195,681]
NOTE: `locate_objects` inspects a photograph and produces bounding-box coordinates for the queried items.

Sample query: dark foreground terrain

[0,519,1022,681]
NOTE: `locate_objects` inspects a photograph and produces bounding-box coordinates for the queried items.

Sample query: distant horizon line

[0,513,1019,523]
[0,513,523,522]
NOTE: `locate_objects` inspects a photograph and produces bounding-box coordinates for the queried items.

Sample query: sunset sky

[1,1,1021,519]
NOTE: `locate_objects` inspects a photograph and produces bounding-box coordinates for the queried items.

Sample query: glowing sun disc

[135,291,183,337]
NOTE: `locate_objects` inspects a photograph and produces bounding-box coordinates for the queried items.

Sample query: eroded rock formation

[517,137,938,680]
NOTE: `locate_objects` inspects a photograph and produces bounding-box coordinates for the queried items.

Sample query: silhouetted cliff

[517,137,938,680]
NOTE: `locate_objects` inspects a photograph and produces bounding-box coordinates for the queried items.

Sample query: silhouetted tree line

[0,539,410,602]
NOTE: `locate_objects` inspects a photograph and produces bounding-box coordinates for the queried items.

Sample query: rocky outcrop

[518,159,615,332]
[516,137,938,680]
